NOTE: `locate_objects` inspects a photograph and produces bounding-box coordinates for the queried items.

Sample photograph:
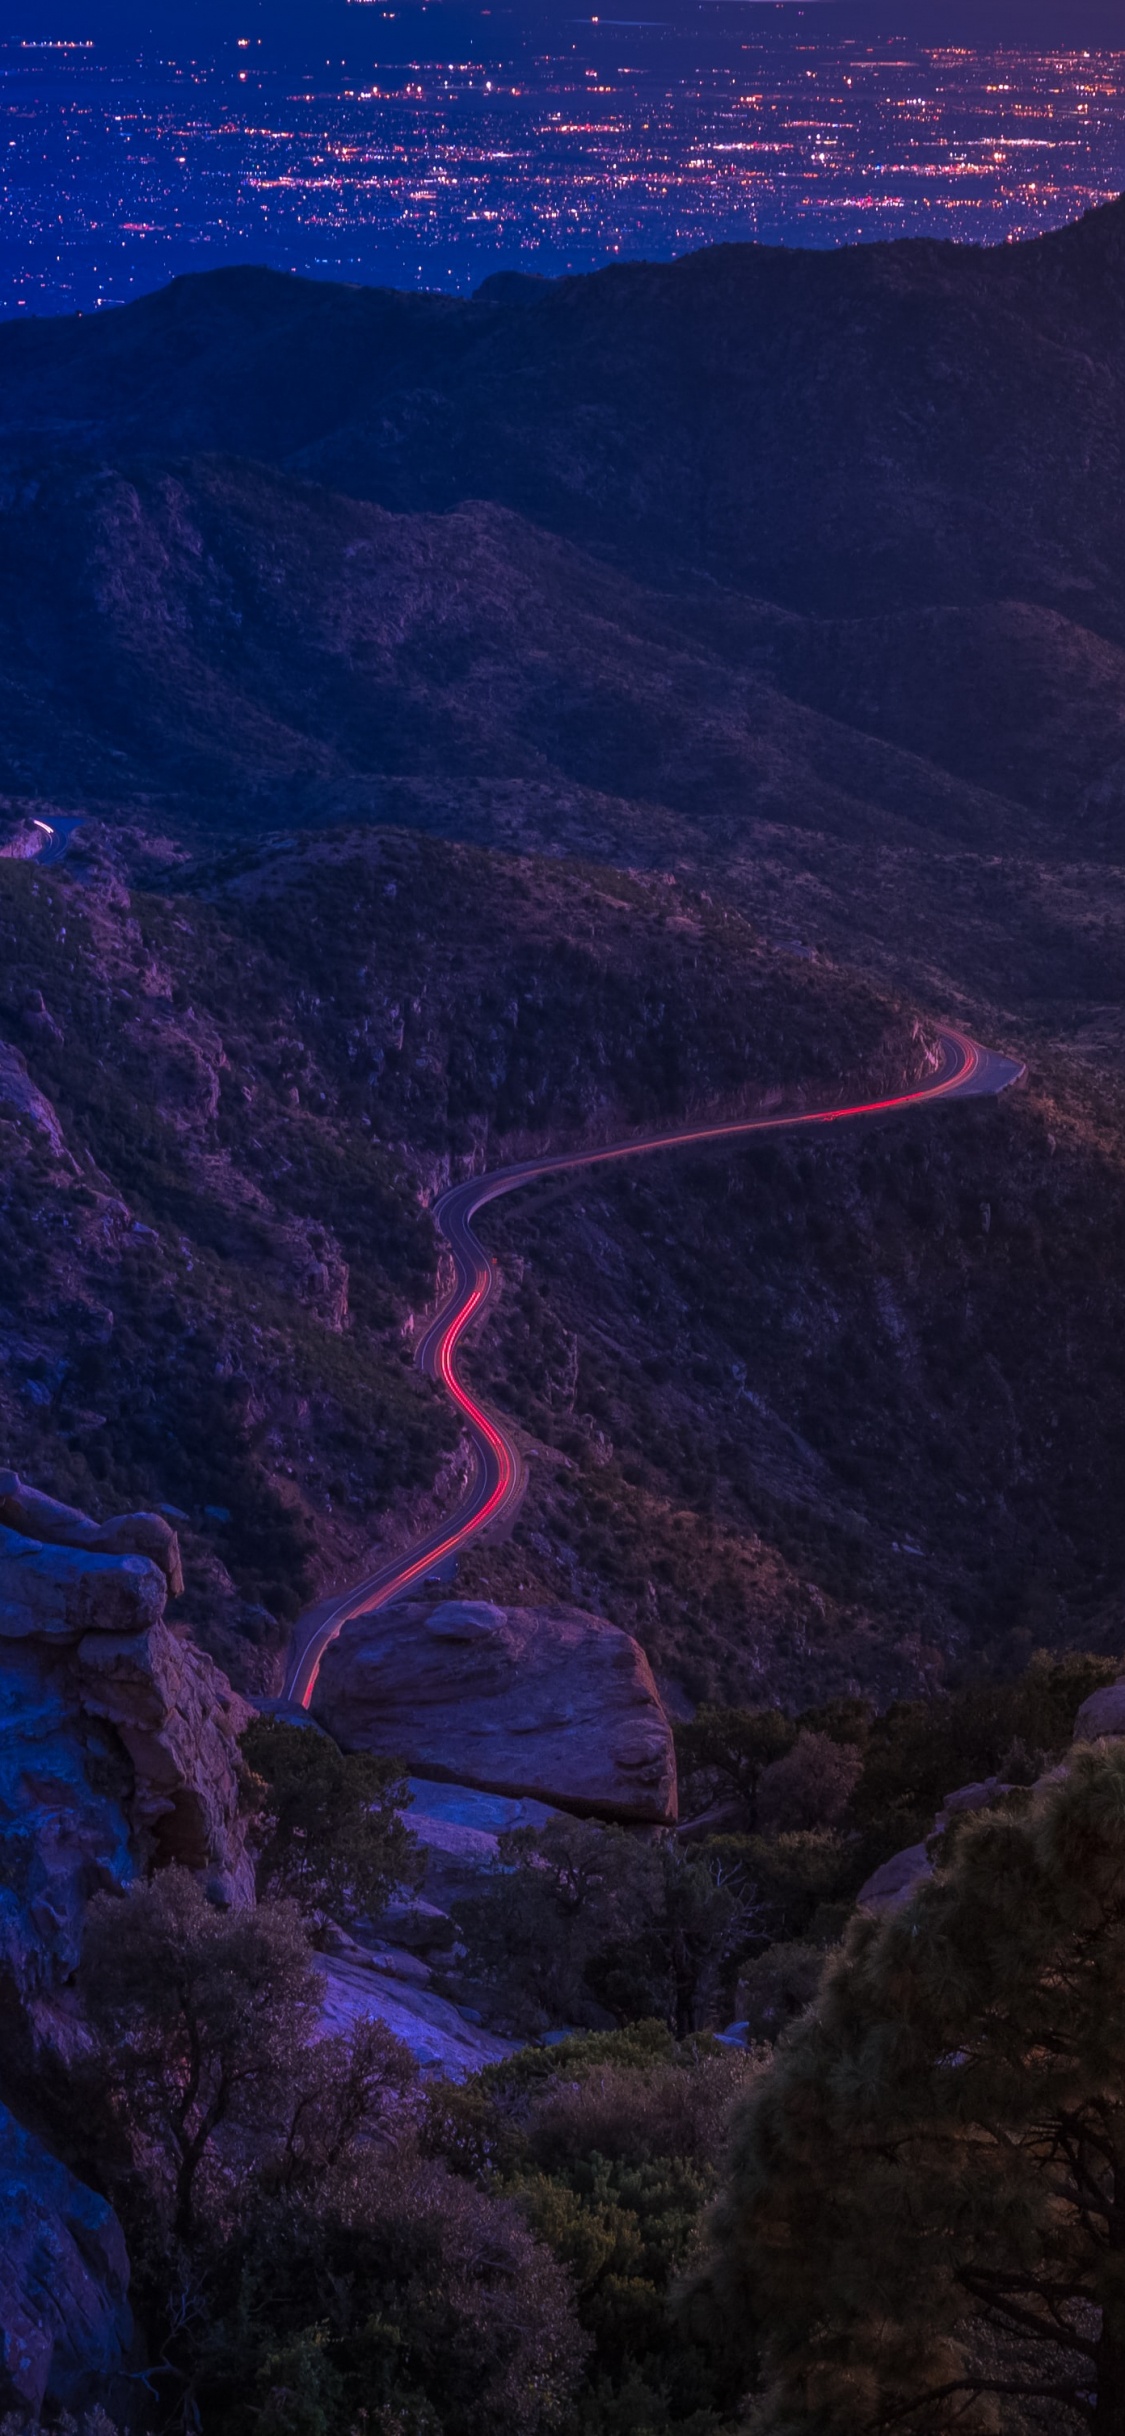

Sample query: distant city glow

[1,28,1124,315]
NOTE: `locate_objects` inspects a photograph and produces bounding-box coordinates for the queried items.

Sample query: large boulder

[1074,1682,1125,1744]
[0,2098,132,2416]
[313,1597,677,1824]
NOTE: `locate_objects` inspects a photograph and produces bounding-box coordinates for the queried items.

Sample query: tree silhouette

[712,1741,1125,2433]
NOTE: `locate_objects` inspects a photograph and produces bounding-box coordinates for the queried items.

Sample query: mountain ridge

[4,193,1125,625]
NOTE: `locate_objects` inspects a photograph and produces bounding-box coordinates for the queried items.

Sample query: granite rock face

[317,1953,517,2079]
[0,1488,254,2052]
[0,1042,74,1165]
[313,1597,677,1824]
[0,1646,134,2035]
[0,1484,254,2414]
[76,1620,255,1903]
[0,2097,132,2416]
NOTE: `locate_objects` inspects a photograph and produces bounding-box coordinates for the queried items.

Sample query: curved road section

[286,1025,1023,1707]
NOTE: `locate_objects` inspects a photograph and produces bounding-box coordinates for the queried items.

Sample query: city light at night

[2,16,1124,313]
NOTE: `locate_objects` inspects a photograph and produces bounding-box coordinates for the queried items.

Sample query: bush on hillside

[453,1817,751,2037]
[850,1650,1121,1846]
[240,1714,421,1926]
[756,1730,864,1834]
[74,1869,585,2436]
[425,2025,756,2433]
[194,2152,588,2436]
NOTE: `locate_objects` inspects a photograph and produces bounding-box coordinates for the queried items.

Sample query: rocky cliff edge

[0,1474,257,2420]
[0,1474,253,2052]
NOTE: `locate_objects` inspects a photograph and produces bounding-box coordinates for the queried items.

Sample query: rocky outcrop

[77,1621,254,1904]
[313,1597,677,1824]
[376,1897,459,1952]
[0,1483,256,2415]
[0,1525,166,1642]
[856,1780,1021,1916]
[0,1644,133,2035]
[0,1488,254,2052]
[0,2097,132,2417]
[402,1777,564,1910]
[0,1043,74,1165]
[0,1472,185,1596]
[855,1842,934,1916]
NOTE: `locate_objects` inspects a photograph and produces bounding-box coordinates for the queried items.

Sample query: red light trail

[286,1024,1023,1709]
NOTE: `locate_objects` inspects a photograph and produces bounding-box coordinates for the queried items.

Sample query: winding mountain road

[286,1024,1023,1708]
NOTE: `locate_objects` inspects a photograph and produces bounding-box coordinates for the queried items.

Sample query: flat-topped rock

[313,1597,677,1824]
[406,1776,561,1837]
[399,1779,566,1909]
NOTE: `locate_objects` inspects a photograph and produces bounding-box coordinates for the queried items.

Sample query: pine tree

[710,1741,1125,2434]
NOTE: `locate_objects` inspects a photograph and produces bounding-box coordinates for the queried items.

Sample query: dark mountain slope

[5,199,1125,620]
[4,449,1125,1050]
[770,602,1125,837]
[4,209,1125,1060]
[463,1058,1125,1708]
[0,455,1028,851]
[7,212,1125,1713]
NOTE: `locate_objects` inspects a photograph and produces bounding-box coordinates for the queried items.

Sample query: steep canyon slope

[0,829,937,1698]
